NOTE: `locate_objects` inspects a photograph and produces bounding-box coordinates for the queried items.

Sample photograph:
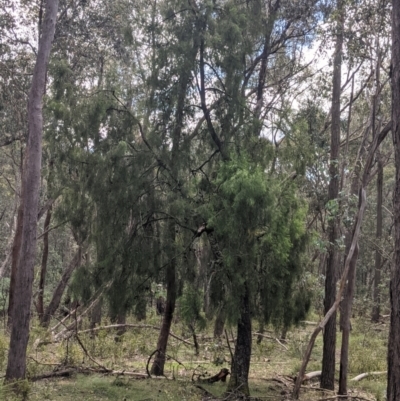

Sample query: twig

[275,338,288,350]
[225,329,234,363]
[28,356,60,366]
[50,306,79,332]
[74,331,108,372]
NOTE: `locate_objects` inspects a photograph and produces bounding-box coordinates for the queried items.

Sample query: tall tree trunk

[371,155,383,322]
[321,0,343,390]
[41,247,82,328]
[37,206,52,319]
[293,123,390,400]
[227,285,252,397]
[150,41,196,375]
[338,73,378,394]
[6,0,58,381]
[387,0,400,398]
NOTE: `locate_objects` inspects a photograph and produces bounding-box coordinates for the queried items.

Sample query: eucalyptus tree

[388,0,400,398]
[337,0,391,393]
[0,1,35,324]
[6,0,59,381]
[319,0,344,389]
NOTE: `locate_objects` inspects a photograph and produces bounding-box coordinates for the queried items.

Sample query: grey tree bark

[371,153,383,323]
[38,207,52,320]
[227,285,252,397]
[339,55,381,394]
[321,0,344,390]
[387,0,400,398]
[6,0,59,380]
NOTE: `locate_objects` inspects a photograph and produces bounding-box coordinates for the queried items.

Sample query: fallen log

[302,370,321,382]
[31,369,75,381]
[350,371,386,381]
[293,370,322,383]
[30,366,148,382]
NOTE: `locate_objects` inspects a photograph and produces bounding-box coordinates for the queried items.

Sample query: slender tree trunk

[41,247,82,327]
[321,0,343,390]
[151,231,177,375]
[338,243,359,396]
[253,0,280,125]
[293,122,391,399]
[7,200,24,329]
[387,0,400,398]
[37,206,52,319]
[150,63,190,377]
[5,0,58,381]
[150,18,200,372]
[372,155,383,322]
[227,285,252,397]
[338,93,375,395]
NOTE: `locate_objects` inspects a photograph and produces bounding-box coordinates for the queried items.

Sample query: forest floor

[0,312,388,401]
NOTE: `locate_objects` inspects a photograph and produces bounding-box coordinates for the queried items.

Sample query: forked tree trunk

[387,0,400,398]
[227,285,252,397]
[37,207,52,319]
[321,0,344,390]
[6,0,59,381]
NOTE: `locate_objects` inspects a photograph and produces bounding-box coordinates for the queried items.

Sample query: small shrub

[349,336,386,374]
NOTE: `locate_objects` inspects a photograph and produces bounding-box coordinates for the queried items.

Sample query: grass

[0,312,389,400]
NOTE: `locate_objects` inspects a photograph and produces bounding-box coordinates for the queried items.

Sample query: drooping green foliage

[198,155,310,327]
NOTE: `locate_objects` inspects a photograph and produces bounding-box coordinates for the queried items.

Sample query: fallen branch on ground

[300,370,322,382]
[198,368,230,383]
[252,332,288,350]
[350,371,386,381]
[77,324,194,347]
[316,395,373,401]
[30,366,148,382]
